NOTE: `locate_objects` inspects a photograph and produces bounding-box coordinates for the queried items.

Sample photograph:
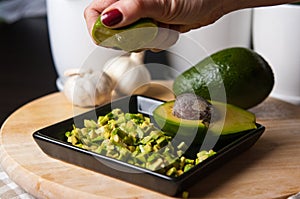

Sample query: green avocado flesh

[153,100,257,141]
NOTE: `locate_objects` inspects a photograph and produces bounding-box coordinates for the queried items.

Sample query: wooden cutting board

[1,81,300,199]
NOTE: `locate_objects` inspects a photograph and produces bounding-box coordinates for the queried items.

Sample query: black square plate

[33,95,265,196]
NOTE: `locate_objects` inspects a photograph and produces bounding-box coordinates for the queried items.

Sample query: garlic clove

[103,55,133,86]
[103,51,151,95]
[63,71,114,107]
[115,64,151,95]
[94,71,114,104]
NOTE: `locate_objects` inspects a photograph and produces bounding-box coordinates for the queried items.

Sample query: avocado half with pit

[153,100,257,143]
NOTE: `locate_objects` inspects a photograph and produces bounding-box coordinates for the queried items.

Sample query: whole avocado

[172,47,274,109]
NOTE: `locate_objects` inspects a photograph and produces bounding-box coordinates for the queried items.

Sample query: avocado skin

[172,47,274,109]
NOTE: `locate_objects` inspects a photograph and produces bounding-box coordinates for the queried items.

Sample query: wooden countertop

[1,81,300,199]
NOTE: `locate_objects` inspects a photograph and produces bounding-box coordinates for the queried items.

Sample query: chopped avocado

[65,108,216,177]
[153,100,257,141]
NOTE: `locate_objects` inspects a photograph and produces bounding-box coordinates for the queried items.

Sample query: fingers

[85,0,206,34]
[85,0,221,32]
[100,0,166,28]
[99,0,204,28]
[84,0,118,36]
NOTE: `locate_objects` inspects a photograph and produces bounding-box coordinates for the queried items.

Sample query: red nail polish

[101,9,123,27]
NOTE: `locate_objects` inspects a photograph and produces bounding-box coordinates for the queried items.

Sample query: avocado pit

[172,93,212,124]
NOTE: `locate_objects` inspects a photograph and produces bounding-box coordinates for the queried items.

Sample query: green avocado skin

[172,47,274,109]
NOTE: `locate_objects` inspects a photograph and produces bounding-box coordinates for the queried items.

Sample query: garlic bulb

[63,69,114,107]
[103,51,151,95]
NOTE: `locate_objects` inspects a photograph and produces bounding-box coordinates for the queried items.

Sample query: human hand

[84,0,224,32]
[84,0,299,49]
[84,0,225,50]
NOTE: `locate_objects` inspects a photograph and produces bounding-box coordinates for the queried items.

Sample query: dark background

[0,17,58,125]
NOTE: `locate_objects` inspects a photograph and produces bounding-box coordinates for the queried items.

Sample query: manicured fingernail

[101,9,123,27]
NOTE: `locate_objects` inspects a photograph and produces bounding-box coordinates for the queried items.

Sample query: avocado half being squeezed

[92,17,158,51]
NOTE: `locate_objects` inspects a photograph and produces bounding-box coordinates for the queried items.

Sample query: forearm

[223,0,299,14]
